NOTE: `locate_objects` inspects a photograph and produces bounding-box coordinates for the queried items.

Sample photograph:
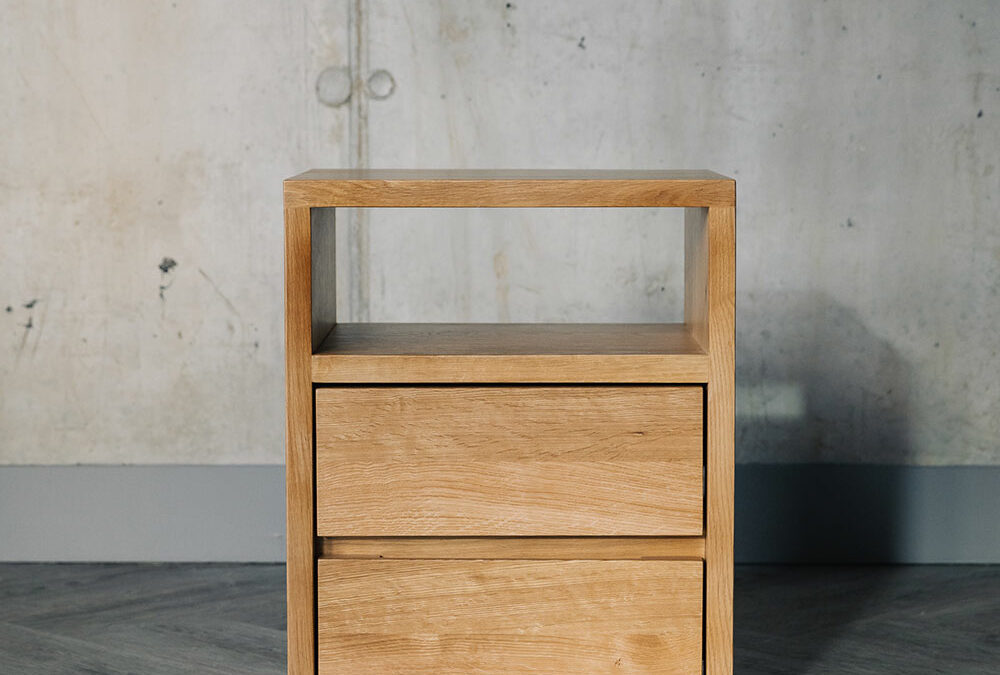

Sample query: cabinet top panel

[284,169,734,208]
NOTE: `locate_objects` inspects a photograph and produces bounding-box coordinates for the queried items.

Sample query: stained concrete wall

[1,0,351,462]
[2,1,998,465]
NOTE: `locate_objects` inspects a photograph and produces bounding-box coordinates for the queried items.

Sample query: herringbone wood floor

[0,564,996,673]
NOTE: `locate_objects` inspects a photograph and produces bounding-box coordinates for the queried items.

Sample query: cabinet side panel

[311,207,337,350]
[286,206,315,675]
[684,207,709,351]
[705,205,736,674]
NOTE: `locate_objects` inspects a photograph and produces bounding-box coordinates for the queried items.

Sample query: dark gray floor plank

[0,622,239,675]
[0,564,286,674]
[86,618,285,674]
[734,565,1000,674]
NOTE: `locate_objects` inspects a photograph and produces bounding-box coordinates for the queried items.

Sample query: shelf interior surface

[315,322,702,355]
[311,323,709,383]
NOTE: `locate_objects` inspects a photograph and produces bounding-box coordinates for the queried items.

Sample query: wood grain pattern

[705,205,736,674]
[285,169,735,208]
[320,537,705,560]
[312,323,709,383]
[315,386,703,536]
[283,206,314,675]
[317,559,703,674]
[684,207,709,350]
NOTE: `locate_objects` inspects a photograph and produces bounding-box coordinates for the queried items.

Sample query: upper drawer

[315,386,703,536]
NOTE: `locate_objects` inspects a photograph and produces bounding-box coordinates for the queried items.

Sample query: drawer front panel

[315,386,703,536]
[317,559,703,674]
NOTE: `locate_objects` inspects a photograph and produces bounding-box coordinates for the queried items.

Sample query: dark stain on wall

[158,257,178,300]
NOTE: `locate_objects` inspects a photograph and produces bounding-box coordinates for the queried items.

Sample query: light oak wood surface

[315,386,703,536]
[317,559,703,674]
[684,207,709,350]
[704,205,736,674]
[285,169,735,208]
[312,322,709,383]
[320,536,705,560]
[283,206,315,675]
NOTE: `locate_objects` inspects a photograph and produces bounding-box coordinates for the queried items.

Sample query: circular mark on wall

[366,69,396,100]
[316,66,352,107]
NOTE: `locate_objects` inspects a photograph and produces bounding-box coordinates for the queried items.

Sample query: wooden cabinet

[285,170,736,673]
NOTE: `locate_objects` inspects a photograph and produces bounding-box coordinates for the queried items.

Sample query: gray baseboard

[1,464,997,563]
[736,464,1000,564]
[0,466,285,562]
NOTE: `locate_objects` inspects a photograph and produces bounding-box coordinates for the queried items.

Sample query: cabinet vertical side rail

[705,204,736,674]
[285,205,315,675]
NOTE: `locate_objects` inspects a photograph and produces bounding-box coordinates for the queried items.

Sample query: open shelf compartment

[312,322,708,383]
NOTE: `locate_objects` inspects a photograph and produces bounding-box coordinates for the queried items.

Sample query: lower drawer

[317,559,703,674]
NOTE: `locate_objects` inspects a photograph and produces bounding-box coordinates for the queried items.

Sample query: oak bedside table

[284,170,735,674]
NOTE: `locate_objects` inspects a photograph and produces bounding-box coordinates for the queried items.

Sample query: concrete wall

[1,0,350,462]
[2,0,998,467]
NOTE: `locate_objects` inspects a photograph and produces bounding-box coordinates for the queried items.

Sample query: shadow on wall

[733,291,913,671]
[735,290,912,563]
